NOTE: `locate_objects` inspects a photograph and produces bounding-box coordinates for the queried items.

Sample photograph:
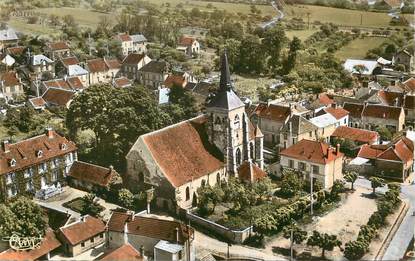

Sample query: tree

[307,231,341,257]
[8,197,47,237]
[253,214,276,239]
[282,37,302,75]
[0,204,19,238]
[283,223,307,244]
[118,188,134,209]
[167,85,198,121]
[344,171,358,190]
[369,177,385,194]
[197,184,225,215]
[353,64,368,78]
[81,193,103,217]
[237,34,266,74]
[375,126,392,141]
[262,25,287,72]
[278,170,303,198]
[252,177,273,203]
[344,240,368,260]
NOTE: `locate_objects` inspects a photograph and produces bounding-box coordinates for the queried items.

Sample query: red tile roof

[117,33,132,42]
[6,46,25,56]
[68,161,118,187]
[107,212,193,244]
[403,78,415,92]
[0,71,20,86]
[87,58,107,73]
[106,58,121,70]
[383,0,402,8]
[238,161,267,183]
[331,126,379,144]
[0,229,61,261]
[100,244,143,261]
[318,93,334,105]
[60,215,105,246]
[48,41,70,51]
[67,76,84,90]
[29,97,46,108]
[113,77,132,88]
[362,104,403,120]
[343,102,364,118]
[164,74,187,88]
[0,130,77,175]
[42,88,75,107]
[358,137,414,164]
[377,90,404,106]
[251,103,291,122]
[122,53,146,65]
[179,36,196,46]
[280,139,343,165]
[142,116,224,187]
[43,79,71,90]
[324,107,349,120]
[61,56,79,67]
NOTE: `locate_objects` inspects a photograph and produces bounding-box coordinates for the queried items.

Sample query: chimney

[331,103,337,109]
[175,227,179,243]
[80,215,86,222]
[46,127,54,138]
[336,143,340,155]
[2,140,10,153]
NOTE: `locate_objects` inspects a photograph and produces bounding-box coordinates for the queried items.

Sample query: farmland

[335,36,386,61]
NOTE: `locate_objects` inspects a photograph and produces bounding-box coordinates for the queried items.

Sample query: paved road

[261,1,284,29]
[354,177,415,260]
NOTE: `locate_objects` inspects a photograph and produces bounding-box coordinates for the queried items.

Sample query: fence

[186,210,253,244]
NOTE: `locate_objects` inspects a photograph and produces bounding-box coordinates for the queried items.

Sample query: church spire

[219,50,232,92]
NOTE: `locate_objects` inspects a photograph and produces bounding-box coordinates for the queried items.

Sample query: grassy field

[8,18,61,37]
[286,29,318,40]
[335,36,386,61]
[36,7,115,29]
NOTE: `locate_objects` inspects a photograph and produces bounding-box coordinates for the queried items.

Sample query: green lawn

[335,36,386,61]
[8,18,61,37]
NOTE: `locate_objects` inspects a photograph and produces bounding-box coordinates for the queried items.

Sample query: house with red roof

[0,71,24,101]
[0,129,77,201]
[86,57,121,85]
[45,41,71,60]
[121,53,151,80]
[177,36,200,57]
[107,212,194,261]
[99,243,144,261]
[280,139,344,189]
[331,126,379,145]
[357,136,414,181]
[58,215,106,257]
[343,102,405,133]
[115,33,148,56]
[68,161,121,192]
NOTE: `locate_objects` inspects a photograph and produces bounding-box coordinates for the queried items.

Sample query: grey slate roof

[281,115,318,135]
[206,50,244,110]
[131,34,147,43]
[139,60,167,74]
[0,28,18,41]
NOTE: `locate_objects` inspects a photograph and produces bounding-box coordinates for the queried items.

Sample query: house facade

[29,54,55,79]
[107,212,194,261]
[393,50,414,72]
[177,36,200,57]
[278,115,319,151]
[122,53,151,80]
[58,215,106,257]
[280,139,344,189]
[45,41,71,60]
[0,129,77,201]
[86,58,121,86]
[0,71,24,101]
[137,61,169,89]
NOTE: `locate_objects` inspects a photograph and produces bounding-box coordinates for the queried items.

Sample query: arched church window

[235,148,242,165]
[185,187,190,201]
[216,173,221,184]
[234,114,240,129]
[250,143,254,159]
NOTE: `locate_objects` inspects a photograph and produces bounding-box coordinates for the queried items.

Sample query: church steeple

[219,50,232,92]
[206,50,244,110]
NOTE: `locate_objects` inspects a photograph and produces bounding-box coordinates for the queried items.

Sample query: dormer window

[36,150,43,158]
[60,143,67,150]
[9,159,16,167]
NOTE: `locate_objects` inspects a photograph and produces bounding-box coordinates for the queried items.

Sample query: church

[125,52,264,210]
